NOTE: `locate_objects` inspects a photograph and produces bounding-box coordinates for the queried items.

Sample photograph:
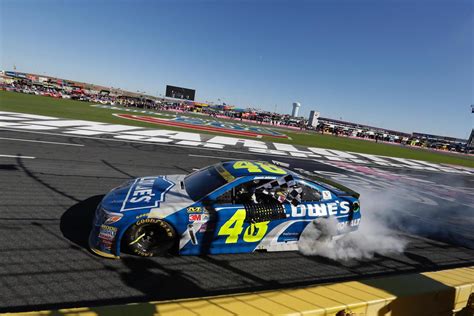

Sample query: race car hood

[101,174,192,213]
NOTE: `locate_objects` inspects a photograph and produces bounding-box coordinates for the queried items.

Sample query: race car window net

[215,180,272,205]
[184,166,227,201]
[244,201,286,223]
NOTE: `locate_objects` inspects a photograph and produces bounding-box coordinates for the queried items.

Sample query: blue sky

[1,0,472,138]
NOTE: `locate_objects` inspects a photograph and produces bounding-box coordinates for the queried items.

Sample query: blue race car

[89,160,361,258]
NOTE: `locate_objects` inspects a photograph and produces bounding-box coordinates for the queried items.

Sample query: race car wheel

[125,218,176,257]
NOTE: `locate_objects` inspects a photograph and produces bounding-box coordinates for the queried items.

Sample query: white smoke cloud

[294,161,474,260]
[298,192,409,261]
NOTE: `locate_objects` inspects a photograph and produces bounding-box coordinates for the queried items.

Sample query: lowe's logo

[121,176,174,212]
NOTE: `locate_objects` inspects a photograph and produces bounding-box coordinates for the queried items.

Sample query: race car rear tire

[124,218,176,257]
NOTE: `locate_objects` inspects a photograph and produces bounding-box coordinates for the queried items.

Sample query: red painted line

[116,114,288,138]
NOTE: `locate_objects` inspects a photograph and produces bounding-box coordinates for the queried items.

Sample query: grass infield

[1,90,473,167]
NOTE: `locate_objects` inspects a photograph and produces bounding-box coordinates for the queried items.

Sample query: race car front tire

[124,218,176,257]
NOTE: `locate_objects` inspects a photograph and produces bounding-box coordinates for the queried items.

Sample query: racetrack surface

[0,129,473,312]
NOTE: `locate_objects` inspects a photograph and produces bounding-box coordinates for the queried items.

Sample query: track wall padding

[3,266,474,316]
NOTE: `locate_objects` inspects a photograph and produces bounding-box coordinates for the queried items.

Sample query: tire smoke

[298,194,408,261]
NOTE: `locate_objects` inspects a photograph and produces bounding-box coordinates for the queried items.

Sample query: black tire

[124,218,176,257]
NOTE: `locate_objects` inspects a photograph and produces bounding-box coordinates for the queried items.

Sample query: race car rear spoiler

[308,174,360,199]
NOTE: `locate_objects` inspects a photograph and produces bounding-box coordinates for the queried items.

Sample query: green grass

[1,90,473,168]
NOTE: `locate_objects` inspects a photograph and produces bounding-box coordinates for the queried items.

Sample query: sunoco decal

[121,176,174,212]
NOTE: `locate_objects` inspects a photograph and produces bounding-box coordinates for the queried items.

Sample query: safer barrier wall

[3,266,473,316]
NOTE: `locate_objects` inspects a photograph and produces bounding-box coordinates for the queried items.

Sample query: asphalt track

[0,129,473,312]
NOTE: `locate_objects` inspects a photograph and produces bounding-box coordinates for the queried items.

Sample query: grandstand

[1,69,470,153]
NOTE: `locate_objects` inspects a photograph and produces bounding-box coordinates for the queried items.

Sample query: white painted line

[122,130,175,137]
[388,157,425,166]
[289,152,308,157]
[0,115,25,121]
[309,148,344,158]
[274,143,312,154]
[8,125,58,130]
[146,137,174,143]
[0,111,20,115]
[0,127,469,175]
[79,124,141,132]
[206,136,239,146]
[64,130,107,136]
[32,120,106,127]
[326,149,358,159]
[349,159,369,164]
[188,154,238,160]
[412,160,442,167]
[176,140,202,146]
[243,140,267,149]
[0,154,35,159]
[0,122,26,127]
[170,132,202,141]
[0,137,84,147]
[355,153,392,163]
[114,135,146,141]
[12,113,59,120]
[203,143,225,149]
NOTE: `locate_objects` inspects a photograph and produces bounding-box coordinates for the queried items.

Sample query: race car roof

[217,160,296,180]
[216,160,359,198]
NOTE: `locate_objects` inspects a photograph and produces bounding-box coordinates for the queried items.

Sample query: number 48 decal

[218,209,269,243]
[233,161,286,175]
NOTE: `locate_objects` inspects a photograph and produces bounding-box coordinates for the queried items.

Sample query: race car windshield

[184,166,227,201]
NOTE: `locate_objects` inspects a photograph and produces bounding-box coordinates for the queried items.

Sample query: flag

[256,174,302,206]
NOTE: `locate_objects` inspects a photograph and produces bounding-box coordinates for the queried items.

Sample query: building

[308,110,320,127]
[292,102,301,117]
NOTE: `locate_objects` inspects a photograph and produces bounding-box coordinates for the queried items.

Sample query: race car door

[204,178,288,254]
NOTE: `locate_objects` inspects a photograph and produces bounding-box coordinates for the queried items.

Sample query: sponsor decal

[198,222,216,232]
[290,201,351,217]
[215,164,235,182]
[322,190,332,200]
[337,218,361,229]
[104,213,123,225]
[187,206,203,213]
[189,214,209,222]
[100,239,113,251]
[98,225,117,241]
[121,176,174,211]
[136,213,148,219]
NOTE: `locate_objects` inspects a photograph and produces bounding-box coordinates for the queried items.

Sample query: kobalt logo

[337,218,361,229]
[290,201,350,217]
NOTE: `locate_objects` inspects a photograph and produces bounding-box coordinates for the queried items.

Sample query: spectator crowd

[1,73,470,154]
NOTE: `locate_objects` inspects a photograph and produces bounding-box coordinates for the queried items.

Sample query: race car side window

[215,188,233,204]
[214,180,272,205]
[297,182,322,202]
